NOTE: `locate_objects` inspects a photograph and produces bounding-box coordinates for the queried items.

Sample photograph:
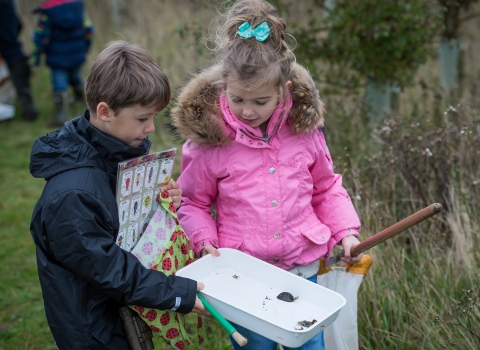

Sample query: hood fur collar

[170,63,325,147]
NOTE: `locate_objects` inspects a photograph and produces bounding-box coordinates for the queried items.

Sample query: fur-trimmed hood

[170,63,325,147]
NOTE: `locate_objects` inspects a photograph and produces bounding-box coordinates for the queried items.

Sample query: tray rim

[177,248,346,334]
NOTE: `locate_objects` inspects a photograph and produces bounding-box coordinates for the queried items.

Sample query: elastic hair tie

[237,21,270,42]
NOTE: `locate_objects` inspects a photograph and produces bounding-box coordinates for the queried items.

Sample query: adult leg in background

[0,0,38,121]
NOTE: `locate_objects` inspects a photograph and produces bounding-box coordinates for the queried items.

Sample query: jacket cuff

[171,277,198,314]
[334,228,360,245]
[194,239,219,258]
[326,228,360,259]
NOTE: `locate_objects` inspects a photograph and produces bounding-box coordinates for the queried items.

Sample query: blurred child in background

[0,0,38,121]
[31,0,94,126]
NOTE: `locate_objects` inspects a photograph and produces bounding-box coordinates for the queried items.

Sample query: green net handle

[197,293,237,335]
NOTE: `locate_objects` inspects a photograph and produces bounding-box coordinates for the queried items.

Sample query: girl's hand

[165,181,182,209]
[192,282,211,316]
[201,245,221,257]
[341,235,363,264]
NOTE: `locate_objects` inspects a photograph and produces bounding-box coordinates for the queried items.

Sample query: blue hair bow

[237,21,270,42]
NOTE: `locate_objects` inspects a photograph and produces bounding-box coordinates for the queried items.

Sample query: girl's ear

[285,80,292,90]
[96,102,113,122]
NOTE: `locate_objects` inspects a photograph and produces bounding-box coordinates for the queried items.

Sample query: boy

[30,0,94,126]
[30,41,207,350]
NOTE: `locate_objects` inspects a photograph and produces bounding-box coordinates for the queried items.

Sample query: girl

[172,0,363,349]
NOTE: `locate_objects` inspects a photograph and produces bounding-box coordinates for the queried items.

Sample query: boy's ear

[96,102,113,122]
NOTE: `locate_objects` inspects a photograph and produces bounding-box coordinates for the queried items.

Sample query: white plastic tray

[176,248,345,348]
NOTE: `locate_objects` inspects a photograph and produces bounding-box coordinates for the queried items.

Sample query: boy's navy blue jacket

[30,111,197,349]
[31,0,93,69]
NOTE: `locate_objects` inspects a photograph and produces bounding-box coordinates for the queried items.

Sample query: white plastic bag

[317,255,372,350]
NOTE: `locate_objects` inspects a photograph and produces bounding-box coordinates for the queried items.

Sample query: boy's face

[101,104,159,147]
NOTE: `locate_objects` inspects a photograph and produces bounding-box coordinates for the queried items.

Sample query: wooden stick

[351,203,443,257]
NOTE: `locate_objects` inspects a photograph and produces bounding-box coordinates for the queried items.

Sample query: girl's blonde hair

[214,0,295,92]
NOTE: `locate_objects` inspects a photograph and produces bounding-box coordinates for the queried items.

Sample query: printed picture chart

[115,148,176,251]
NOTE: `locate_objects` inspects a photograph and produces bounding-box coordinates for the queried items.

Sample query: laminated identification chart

[115,148,176,251]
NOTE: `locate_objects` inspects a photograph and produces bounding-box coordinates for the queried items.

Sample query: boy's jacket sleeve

[42,189,197,314]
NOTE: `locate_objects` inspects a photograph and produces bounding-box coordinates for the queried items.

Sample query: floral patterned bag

[130,189,206,350]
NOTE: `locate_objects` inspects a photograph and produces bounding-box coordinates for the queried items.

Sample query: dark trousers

[0,0,26,64]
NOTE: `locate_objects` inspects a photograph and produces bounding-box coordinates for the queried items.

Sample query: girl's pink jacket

[172,64,360,270]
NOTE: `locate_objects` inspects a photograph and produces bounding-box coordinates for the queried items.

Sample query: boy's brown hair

[86,41,170,115]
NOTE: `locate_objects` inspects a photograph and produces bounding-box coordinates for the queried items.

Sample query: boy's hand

[192,282,211,316]
[340,235,363,264]
[165,181,182,209]
[201,245,220,257]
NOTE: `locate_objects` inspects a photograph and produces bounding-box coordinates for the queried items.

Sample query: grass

[1,0,480,349]
[0,114,57,349]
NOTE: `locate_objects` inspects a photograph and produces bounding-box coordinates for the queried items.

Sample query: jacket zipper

[239,112,284,144]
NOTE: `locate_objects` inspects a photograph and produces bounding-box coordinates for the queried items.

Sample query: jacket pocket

[89,318,114,345]
[300,221,332,245]
[85,292,116,345]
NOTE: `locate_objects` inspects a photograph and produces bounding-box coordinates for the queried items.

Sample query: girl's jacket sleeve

[41,189,197,314]
[310,130,361,250]
[177,141,219,257]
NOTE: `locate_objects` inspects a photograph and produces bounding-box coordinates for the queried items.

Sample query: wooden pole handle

[351,203,442,257]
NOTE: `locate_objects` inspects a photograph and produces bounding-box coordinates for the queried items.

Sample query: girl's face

[226,82,289,131]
